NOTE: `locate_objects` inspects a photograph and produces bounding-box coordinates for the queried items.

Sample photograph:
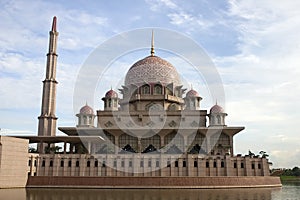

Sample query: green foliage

[248,150,255,158]
[281,167,300,177]
[259,151,269,158]
[28,147,38,153]
[247,150,269,158]
[45,146,62,154]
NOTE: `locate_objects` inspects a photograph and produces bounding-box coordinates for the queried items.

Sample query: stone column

[63,142,67,154]
[229,136,234,155]
[69,143,74,154]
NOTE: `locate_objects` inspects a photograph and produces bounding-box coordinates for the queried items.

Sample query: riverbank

[280,176,300,182]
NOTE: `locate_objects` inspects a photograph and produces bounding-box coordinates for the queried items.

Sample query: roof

[125,55,181,87]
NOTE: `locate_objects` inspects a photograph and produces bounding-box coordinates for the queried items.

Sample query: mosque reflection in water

[0,188,281,200]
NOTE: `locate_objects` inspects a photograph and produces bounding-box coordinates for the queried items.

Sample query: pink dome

[80,104,94,115]
[105,89,118,98]
[125,55,181,87]
[186,89,199,97]
[210,104,224,114]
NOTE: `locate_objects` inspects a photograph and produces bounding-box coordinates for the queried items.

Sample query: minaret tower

[37,17,59,152]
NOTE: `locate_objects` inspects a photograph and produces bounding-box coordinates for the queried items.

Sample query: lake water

[0,182,299,200]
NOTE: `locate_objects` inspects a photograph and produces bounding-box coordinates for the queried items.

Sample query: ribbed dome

[105,89,118,98]
[186,89,199,97]
[125,55,181,87]
[80,104,94,115]
[210,104,224,114]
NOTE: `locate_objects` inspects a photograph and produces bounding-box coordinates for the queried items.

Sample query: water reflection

[0,186,291,200]
[24,188,280,200]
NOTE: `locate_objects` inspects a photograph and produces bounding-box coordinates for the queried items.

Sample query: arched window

[42,160,45,167]
[141,134,160,152]
[142,84,150,94]
[221,161,225,168]
[119,133,138,152]
[108,99,112,107]
[154,84,162,94]
[187,132,205,153]
[164,132,184,153]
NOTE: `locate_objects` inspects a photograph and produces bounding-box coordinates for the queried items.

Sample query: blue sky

[0,0,300,168]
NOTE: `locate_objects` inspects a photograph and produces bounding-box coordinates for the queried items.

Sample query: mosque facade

[1,17,282,188]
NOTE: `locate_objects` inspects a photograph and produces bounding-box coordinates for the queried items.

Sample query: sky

[0,0,299,168]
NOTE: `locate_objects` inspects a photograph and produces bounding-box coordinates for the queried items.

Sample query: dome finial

[150,30,155,56]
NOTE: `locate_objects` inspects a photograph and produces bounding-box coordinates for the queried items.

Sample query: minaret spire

[51,16,57,32]
[150,30,155,56]
[37,16,59,153]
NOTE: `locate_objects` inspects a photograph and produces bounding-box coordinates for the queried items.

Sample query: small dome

[105,89,118,98]
[80,104,94,115]
[125,55,181,87]
[186,89,199,97]
[210,104,224,114]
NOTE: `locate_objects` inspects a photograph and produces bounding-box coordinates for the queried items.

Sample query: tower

[208,102,227,126]
[76,103,95,127]
[184,87,202,110]
[37,17,59,152]
[102,89,119,111]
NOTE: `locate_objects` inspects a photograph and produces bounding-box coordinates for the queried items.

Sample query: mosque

[0,17,281,188]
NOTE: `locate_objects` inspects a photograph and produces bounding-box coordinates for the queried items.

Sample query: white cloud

[217,1,300,168]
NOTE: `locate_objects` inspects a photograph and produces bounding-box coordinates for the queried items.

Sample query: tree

[259,151,269,158]
[248,150,255,158]
[45,146,62,154]
[28,147,37,153]
[292,167,300,176]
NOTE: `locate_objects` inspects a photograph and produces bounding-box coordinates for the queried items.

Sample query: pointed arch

[164,132,184,153]
[154,84,162,95]
[187,131,205,152]
[119,133,138,153]
[141,134,160,151]
[141,84,150,95]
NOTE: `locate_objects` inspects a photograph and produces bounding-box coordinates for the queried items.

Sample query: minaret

[37,17,59,152]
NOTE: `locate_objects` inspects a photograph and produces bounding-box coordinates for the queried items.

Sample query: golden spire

[150,30,155,56]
